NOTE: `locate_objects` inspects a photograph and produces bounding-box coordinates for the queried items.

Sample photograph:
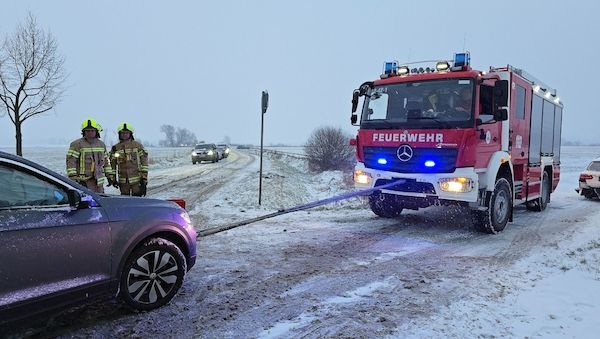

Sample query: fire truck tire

[526,171,550,211]
[368,192,403,218]
[473,177,512,234]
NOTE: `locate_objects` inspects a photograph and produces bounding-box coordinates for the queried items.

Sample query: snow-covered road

[6,146,600,338]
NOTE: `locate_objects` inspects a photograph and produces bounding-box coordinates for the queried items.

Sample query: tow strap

[196,179,405,238]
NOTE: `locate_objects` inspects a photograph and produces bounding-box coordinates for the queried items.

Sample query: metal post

[259,90,269,205]
[259,112,264,205]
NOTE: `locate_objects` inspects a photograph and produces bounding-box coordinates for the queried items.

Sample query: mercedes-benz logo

[397,144,413,162]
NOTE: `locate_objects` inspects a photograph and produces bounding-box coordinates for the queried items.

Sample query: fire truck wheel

[526,171,550,211]
[368,192,403,218]
[474,177,512,234]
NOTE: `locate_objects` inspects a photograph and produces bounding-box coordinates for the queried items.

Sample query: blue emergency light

[383,61,398,75]
[424,160,436,167]
[377,158,388,165]
[453,52,470,67]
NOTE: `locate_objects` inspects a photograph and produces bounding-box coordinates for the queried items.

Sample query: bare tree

[159,124,176,146]
[175,127,197,146]
[304,126,355,172]
[0,13,67,155]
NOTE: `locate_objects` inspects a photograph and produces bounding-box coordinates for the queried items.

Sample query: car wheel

[473,177,512,234]
[192,160,196,164]
[119,238,187,311]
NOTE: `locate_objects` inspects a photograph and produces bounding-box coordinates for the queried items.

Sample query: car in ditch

[216,144,230,159]
[0,151,197,327]
[191,143,219,164]
[577,156,600,200]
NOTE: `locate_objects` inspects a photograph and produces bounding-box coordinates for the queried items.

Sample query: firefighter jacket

[110,140,148,184]
[66,137,115,184]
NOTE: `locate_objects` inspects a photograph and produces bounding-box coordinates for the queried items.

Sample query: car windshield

[195,144,213,149]
[361,79,474,129]
[587,161,600,171]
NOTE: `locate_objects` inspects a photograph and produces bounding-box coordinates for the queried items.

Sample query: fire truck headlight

[439,177,473,193]
[377,158,388,165]
[354,170,372,185]
[398,66,409,76]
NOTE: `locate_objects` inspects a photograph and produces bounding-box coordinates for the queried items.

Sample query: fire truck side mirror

[494,108,508,121]
[351,114,358,125]
[494,80,509,107]
[351,90,360,113]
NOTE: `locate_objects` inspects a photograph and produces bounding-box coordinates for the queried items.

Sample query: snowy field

[3,145,600,338]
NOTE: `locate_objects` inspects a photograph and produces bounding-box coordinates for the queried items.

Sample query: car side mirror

[351,114,358,125]
[68,189,90,209]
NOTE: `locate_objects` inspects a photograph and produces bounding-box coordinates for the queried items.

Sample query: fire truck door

[509,75,532,198]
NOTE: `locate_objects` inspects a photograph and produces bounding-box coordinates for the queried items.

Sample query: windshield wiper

[408,116,453,128]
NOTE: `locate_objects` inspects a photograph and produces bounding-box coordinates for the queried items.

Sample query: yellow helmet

[81,119,102,132]
[117,122,134,133]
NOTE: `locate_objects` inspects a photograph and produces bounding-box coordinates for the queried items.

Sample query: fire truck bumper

[354,162,479,203]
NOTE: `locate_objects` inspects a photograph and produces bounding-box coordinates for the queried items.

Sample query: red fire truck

[350,53,563,233]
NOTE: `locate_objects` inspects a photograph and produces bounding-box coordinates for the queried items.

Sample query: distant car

[0,151,197,326]
[577,156,600,200]
[237,144,251,150]
[191,143,219,164]
[216,144,230,159]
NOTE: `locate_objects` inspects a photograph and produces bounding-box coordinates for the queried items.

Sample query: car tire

[368,192,403,218]
[119,238,187,311]
[526,171,550,211]
[473,177,512,234]
[192,160,196,165]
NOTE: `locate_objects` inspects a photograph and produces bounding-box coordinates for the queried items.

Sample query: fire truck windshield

[361,79,474,129]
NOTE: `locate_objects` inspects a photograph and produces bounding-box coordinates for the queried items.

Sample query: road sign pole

[259,90,269,205]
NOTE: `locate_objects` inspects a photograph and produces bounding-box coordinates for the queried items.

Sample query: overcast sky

[1,0,598,147]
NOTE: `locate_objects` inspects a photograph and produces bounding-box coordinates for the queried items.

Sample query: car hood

[97,195,181,209]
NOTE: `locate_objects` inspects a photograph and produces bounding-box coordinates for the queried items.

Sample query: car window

[0,164,69,208]
[588,161,600,171]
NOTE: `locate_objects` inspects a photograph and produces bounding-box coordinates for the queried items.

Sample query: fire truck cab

[350,53,563,233]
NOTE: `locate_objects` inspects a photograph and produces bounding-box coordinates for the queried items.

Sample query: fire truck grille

[374,178,436,194]
[363,147,457,173]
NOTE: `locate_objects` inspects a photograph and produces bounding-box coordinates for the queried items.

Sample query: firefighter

[66,119,115,193]
[109,123,149,196]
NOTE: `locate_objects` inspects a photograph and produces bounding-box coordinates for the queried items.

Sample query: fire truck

[350,53,563,233]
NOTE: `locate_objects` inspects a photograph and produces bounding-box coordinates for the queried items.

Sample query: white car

[577,156,600,199]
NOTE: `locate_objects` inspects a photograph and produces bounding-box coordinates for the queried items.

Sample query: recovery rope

[196,179,405,238]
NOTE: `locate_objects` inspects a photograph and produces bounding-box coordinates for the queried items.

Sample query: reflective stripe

[119,176,140,184]
[97,176,106,183]
[67,150,80,157]
[66,168,77,175]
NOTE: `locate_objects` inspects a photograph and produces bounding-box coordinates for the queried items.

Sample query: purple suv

[0,151,197,326]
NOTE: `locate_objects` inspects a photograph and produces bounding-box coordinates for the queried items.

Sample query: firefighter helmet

[81,119,102,132]
[117,122,134,133]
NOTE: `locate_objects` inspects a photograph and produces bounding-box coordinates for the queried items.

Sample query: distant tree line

[159,124,198,147]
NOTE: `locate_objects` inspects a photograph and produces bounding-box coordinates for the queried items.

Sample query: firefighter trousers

[80,178,104,193]
[119,182,142,196]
